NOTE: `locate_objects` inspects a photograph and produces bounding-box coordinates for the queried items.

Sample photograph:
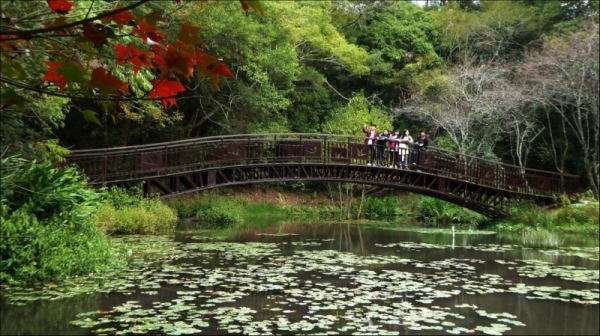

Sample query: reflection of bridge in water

[65,134,579,219]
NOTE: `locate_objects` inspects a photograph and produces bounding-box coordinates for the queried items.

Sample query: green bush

[195,197,245,227]
[554,203,599,226]
[489,200,598,234]
[506,202,554,229]
[362,196,400,219]
[163,196,200,218]
[96,200,177,235]
[0,156,121,284]
[102,184,144,209]
[164,194,248,219]
[96,185,177,234]
[416,197,482,224]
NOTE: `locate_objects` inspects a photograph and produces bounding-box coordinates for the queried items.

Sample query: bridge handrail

[66,133,578,179]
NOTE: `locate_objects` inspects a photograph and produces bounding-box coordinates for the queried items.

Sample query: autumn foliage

[0,0,260,109]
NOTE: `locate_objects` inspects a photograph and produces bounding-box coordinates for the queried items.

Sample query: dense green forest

[1,0,598,197]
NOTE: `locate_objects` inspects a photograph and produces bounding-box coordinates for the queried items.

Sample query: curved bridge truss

[65,134,579,219]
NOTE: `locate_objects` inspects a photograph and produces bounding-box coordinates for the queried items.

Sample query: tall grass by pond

[489,199,599,234]
[521,228,564,248]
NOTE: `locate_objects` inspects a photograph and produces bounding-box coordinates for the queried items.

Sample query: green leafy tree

[323,92,392,135]
[340,1,441,106]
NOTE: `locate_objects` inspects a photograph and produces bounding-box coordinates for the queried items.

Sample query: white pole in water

[451,226,455,249]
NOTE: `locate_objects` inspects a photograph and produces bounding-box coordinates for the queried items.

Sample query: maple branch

[85,0,96,20]
[12,10,54,24]
[0,0,151,37]
[0,76,177,102]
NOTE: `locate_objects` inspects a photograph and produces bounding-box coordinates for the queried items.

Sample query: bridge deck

[64,133,579,219]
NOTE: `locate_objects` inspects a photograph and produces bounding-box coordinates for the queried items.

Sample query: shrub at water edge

[96,186,177,235]
[0,156,122,284]
[416,197,482,224]
[164,194,248,219]
[362,196,401,219]
[490,200,598,234]
[194,197,244,227]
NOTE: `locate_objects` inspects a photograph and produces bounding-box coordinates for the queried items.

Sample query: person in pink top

[362,124,377,166]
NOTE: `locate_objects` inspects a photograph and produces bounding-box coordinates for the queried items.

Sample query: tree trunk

[357,184,366,220]
[346,184,353,220]
[338,183,343,221]
[122,118,130,146]
[101,110,109,147]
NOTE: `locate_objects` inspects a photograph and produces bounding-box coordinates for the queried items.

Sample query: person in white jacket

[397,129,413,169]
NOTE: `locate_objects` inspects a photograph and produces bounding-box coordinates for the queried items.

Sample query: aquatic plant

[521,229,564,248]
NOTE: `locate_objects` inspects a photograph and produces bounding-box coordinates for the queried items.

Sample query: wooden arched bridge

[65,134,579,219]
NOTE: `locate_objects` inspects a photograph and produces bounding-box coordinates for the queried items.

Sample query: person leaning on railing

[412,131,429,170]
[388,130,399,168]
[363,124,377,166]
[397,129,413,169]
[376,130,390,166]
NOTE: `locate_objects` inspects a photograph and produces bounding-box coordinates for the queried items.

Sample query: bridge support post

[143,180,150,197]
[170,176,179,193]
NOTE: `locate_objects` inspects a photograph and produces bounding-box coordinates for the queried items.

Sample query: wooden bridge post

[300,134,303,164]
[323,136,327,164]
[103,149,107,183]
[347,136,351,166]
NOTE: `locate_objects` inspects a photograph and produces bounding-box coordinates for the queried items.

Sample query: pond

[1,221,598,335]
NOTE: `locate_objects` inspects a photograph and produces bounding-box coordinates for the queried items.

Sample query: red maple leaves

[151,78,185,108]
[115,44,153,75]
[101,7,135,26]
[35,1,257,110]
[83,23,109,47]
[47,0,74,15]
[43,61,67,90]
[88,68,129,98]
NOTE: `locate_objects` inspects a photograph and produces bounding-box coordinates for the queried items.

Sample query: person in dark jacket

[376,130,389,166]
[412,131,429,167]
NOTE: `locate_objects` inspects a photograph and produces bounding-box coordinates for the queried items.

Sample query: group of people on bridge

[362,124,429,170]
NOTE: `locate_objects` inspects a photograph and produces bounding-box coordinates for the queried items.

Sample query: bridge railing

[65,133,579,197]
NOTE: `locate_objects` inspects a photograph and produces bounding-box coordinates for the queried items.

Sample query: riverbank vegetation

[0,157,176,284]
[162,183,598,235]
[0,156,122,284]
[488,200,599,235]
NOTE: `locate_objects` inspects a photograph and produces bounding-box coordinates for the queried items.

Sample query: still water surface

[1,222,598,335]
